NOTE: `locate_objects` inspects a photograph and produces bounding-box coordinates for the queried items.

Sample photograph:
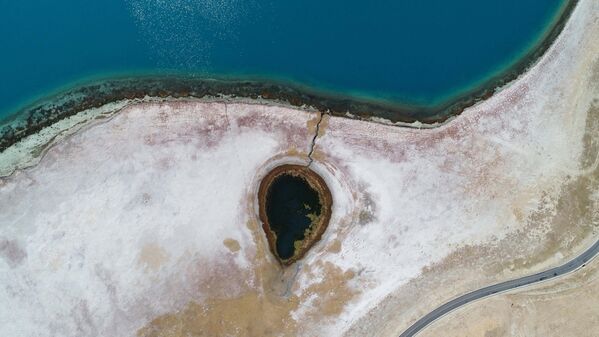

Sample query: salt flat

[0,0,598,336]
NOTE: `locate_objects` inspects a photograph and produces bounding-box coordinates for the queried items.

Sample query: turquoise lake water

[0,0,567,120]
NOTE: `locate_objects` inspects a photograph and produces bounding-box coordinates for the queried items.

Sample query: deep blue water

[0,0,567,120]
[265,174,322,260]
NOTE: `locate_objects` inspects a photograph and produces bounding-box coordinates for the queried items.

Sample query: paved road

[399,238,599,337]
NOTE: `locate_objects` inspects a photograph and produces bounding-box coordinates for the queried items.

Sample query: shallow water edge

[0,0,577,152]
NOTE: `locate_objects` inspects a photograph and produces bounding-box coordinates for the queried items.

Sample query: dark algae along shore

[258,165,332,265]
[0,0,575,151]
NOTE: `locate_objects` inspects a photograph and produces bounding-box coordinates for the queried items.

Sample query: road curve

[399,238,599,337]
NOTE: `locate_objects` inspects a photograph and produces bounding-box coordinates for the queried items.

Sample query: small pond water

[265,174,322,260]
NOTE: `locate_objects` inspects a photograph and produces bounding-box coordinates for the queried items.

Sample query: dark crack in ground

[307,112,327,167]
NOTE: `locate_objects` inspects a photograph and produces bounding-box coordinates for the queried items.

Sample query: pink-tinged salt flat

[0,1,598,336]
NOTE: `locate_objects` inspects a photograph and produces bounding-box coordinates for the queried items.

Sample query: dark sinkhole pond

[266,174,322,260]
[259,165,332,265]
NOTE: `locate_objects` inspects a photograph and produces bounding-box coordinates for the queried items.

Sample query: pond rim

[258,164,333,266]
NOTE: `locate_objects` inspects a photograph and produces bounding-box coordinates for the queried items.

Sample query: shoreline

[0,0,577,153]
[0,0,596,334]
[0,6,595,331]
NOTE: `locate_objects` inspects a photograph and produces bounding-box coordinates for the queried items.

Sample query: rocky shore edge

[0,0,577,153]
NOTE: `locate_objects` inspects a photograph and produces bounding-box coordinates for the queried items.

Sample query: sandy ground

[0,0,598,336]
[420,253,599,337]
